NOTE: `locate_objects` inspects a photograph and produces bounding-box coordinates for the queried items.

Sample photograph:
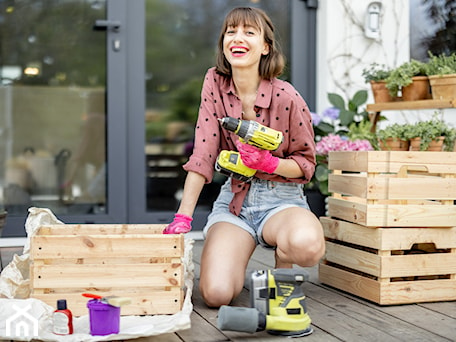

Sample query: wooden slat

[329,173,456,200]
[31,234,183,259]
[321,217,456,250]
[380,253,456,278]
[328,151,456,173]
[32,288,183,316]
[328,197,456,227]
[37,224,168,235]
[319,262,456,305]
[324,241,380,276]
[31,263,183,288]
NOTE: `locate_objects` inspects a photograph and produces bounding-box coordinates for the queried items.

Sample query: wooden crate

[319,217,456,305]
[327,151,456,227]
[30,224,185,316]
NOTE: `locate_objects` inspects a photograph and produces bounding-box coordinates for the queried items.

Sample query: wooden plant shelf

[367,99,456,112]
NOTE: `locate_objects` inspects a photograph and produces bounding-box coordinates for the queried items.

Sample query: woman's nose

[233,30,244,42]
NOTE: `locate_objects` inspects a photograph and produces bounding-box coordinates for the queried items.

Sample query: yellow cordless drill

[215,117,283,181]
[217,269,313,337]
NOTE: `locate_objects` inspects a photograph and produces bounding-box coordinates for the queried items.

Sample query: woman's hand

[236,141,279,174]
[163,213,193,234]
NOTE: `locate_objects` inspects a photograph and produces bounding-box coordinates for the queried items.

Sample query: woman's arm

[176,171,206,217]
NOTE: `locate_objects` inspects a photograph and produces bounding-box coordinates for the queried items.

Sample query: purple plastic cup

[86,299,120,335]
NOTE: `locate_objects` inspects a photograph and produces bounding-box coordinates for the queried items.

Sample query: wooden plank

[31,234,183,259]
[305,281,453,342]
[37,224,168,235]
[319,262,456,305]
[329,173,456,200]
[32,289,183,316]
[321,217,456,250]
[366,99,455,112]
[324,241,380,277]
[31,263,183,288]
[381,253,456,278]
[328,197,456,227]
[328,151,456,173]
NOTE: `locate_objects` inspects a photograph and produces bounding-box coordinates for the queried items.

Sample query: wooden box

[319,217,456,305]
[30,224,185,316]
[327,151,456,227]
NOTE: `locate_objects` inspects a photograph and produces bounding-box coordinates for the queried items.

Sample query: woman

[164,7,325,308]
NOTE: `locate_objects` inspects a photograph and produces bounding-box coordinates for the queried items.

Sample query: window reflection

[145,0,290,212]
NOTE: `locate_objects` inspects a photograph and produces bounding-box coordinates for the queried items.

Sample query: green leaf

[339,109,355,126]
[315,164,328,182]
[328,93,345,109]
[316,122,335,134]
[351,90,368,107]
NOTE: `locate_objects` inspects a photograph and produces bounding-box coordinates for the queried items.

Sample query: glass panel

[0,0,107,218]
[145,0,290,213]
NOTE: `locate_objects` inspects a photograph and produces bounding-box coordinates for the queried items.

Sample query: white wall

[316,0,456,128]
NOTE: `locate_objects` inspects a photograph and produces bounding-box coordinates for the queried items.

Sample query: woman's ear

[262,44,270,55]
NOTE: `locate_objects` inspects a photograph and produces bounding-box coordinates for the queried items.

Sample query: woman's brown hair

[215,7,285,79]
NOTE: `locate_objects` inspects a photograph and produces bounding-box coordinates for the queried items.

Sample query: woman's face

[223,23,269,72]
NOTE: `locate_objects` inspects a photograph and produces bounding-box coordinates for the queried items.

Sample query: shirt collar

[222,77,273,109]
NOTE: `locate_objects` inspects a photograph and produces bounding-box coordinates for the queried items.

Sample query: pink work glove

[163,213,193,234]
[236,141,279,174]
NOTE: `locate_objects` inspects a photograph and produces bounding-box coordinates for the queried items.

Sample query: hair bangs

[224,7,262,32]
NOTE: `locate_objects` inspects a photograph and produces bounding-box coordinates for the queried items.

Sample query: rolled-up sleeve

[183,69,222,183]
[285,94,316,183]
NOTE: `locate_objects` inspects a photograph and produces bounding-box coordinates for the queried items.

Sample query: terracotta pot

[370,81,394,103]
[429,74,456,100]
[409,137,444,151]
[401,76,432,101]
[379,137,410,151]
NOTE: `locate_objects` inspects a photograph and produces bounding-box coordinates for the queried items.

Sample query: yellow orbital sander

[217,269,313,337]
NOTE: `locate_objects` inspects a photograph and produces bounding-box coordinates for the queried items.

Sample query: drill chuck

[219,117,283,151]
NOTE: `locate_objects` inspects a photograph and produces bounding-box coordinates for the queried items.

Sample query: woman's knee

[199,279,239,308]
[289,229,325,266]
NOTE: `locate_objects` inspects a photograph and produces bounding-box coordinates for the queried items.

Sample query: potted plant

[376,123,412,151]
[425,52,456,100]
[362,63,393,103]
[385,59,431,101]
[407,117,456,151]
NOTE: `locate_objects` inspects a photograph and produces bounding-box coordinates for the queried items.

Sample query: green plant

[310,90,375,194]
[362,63,391,83]
[407,116,456,151]
[425,52,456,76]
[376,123,412,142]
[385,59,428,97]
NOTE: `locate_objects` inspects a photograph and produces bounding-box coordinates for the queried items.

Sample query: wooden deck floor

[134,239,456,342]
[1,239,455,342]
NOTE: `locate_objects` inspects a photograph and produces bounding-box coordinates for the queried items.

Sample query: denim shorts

[203,178,310,248]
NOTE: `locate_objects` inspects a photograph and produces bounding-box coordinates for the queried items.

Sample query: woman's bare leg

[262,207,325,268]
[199,222,257,307]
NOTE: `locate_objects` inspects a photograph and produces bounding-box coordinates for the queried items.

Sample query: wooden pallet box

[319,217,456,305]
[30,224,185,316]
[327,151,456,227]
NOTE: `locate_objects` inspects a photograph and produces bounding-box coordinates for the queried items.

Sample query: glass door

[140,0,292,229]
[0,0,131,236]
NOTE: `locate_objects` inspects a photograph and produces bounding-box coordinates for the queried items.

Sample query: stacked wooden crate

[319,151,456,305]
[30,224,185,316]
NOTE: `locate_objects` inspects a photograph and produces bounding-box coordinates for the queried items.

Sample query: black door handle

[93,19,121,32]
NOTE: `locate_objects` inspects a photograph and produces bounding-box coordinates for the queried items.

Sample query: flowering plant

[310,91,375,195]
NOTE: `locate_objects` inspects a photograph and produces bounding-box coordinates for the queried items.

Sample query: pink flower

[316,134,373,156]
